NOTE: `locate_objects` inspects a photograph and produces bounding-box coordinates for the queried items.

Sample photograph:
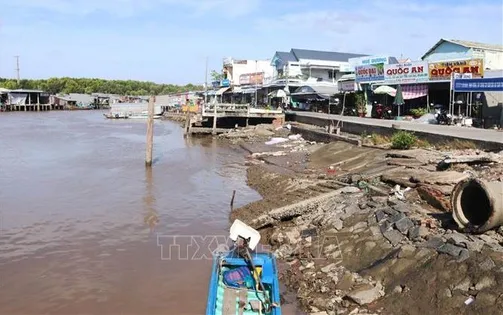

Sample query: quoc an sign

[428,59,484,81]
[384,61,428,84]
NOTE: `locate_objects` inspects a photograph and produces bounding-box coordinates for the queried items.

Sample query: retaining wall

[286,113,503,151]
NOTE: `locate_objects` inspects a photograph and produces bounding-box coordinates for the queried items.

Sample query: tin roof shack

[0,88,9,109]
[55,93,96,109]
[6,89,50,111]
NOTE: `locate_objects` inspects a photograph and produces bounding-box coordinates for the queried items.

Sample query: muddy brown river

[0,111,263,315]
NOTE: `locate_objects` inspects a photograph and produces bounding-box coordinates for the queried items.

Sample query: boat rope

[236,238,278,312]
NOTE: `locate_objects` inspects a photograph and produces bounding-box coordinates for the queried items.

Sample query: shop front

[290,85,339,112]
[374,61,430,116]
[428,59,485,116]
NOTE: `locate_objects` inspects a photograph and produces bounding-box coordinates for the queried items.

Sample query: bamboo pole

[145,96,155,167]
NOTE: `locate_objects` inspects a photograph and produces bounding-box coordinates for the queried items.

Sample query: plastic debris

[265,137,289,145]
[464,296,474,306]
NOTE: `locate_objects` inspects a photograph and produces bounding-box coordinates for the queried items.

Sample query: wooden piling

[145,96,155,167]
[212,103,217,135]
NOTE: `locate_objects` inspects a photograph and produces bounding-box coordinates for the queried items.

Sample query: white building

[222,58,274,87]
[270,48,368,84]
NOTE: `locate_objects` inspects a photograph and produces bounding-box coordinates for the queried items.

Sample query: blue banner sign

[220,79,230,87]
[453,77,503,92]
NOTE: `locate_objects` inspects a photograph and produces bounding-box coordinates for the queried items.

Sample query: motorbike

[373,102,393,119]
[383,105,393,119]
[433,104,452,125]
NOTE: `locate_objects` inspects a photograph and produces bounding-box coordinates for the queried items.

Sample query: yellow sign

[428,59,484,81]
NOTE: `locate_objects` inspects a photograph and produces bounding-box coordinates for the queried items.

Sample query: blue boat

[206,220,282,315]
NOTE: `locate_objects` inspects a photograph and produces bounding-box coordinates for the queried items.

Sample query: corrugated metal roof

[421,38,503,60]
[10,89,44,93]
[449,39,503,51]
[276,51,297,62]
[57,93,95,103]
[291,48,368,62]
[292,85,339,97]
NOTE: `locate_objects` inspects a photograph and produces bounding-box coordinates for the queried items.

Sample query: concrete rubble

[230,125,503,315]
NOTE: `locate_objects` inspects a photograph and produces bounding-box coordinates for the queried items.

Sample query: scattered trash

[286,123,292,130]
[392,185,412,200]
[288,134,303,141]
[327,165,337,175]
[464,296,475,306]
[265,137,289,145]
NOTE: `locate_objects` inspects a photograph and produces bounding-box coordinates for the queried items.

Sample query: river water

[0,111,262,314]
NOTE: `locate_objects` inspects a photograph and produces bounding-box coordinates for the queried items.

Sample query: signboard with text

[384,61,428,84]
[428,59,484,81]
[239,72,264,85]
[355,63,385,82]
[339,80,355,92]
[349,55,393,68]
[453,77,503,92]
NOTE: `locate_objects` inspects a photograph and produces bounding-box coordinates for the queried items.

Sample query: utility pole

[254,60,258,107]
[14,56,20,84]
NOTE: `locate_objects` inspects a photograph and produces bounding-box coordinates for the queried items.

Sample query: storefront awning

[241,87,257,94]
[268,89,288,98]
[291,85,339,99]
[374,84,428,100]
[216,87,231,95]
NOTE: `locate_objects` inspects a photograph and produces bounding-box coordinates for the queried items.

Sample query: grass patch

[415,138,431,148]
[436,139,478,150]
[370,133,391,145]
[391,131,418,150]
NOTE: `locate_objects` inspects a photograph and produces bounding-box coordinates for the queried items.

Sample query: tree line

[0,77,203,96]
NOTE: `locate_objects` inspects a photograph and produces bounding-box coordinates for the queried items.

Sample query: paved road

[288,111,503,144]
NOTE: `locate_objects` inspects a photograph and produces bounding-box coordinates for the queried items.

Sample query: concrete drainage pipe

[451,178,503,233]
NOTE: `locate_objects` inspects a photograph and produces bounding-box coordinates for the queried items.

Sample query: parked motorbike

[383,105,393,119]
[344,107,357,116]
[374,102,384,119]
[433,104,452,125]
[374,102,393,119]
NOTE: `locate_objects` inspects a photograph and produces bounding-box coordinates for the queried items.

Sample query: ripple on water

[0,112,261,314]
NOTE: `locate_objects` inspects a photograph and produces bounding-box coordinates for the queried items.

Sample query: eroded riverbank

[223,123,503,315]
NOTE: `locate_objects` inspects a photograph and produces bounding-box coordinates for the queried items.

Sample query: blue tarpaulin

[453,77,503,92]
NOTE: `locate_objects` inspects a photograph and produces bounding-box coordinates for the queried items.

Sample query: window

[328,71,335,79]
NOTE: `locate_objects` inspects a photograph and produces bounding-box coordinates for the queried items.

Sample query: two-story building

[222,58,274,87]
[270,48,368,84]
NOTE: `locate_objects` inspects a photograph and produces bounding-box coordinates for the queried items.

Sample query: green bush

[410,107,428,117]
[391,131,417,150]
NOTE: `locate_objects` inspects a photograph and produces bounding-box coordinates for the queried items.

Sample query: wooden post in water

[145,96,155,167]
[212,102,217,135]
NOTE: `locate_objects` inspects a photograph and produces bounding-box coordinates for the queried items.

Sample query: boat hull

[205,251,281,315]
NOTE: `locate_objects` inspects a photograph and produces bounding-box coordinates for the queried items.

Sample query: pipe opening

[460,181,491,226]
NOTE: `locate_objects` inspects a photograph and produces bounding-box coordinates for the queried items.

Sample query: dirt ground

[226,125,503,315]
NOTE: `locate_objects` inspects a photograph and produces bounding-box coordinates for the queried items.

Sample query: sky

[0,0,502,85]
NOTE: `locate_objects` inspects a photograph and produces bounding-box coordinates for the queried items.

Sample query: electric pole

[14,55,20,84]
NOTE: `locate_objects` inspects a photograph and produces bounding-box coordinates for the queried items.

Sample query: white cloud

[254,0,503,58]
